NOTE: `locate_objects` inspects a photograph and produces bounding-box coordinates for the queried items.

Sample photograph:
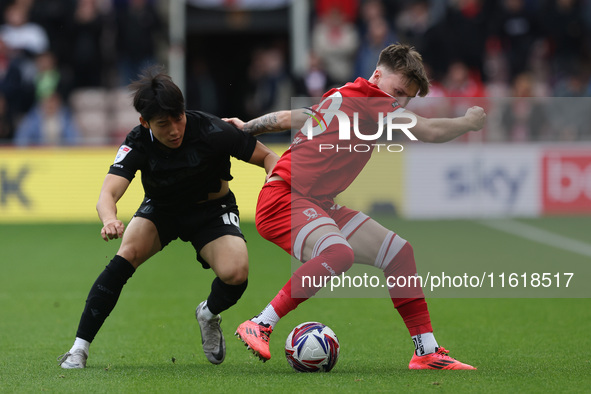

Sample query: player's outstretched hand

[101,220,125,242]
[465,106,486,131]
[222,117,245,130]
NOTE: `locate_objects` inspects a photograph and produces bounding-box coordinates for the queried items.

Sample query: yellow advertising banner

[0,146,289,223]
[0,148,141,222]
[0,144,403,223]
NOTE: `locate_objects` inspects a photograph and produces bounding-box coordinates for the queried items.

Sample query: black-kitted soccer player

[58,66,278,368]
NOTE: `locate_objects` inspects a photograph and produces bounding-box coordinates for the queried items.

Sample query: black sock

[206,277,248,315]
[76,255,135,342]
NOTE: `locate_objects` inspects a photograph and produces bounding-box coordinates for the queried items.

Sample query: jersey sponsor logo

[302,208,320,221]
[114,145,132,164]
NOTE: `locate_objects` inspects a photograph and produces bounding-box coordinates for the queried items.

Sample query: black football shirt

[108,110,257,206]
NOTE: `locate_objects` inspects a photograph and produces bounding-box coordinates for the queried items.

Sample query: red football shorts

[255,180,370,261]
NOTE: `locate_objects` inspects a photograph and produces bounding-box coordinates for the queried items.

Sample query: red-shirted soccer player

[227,44,486,370]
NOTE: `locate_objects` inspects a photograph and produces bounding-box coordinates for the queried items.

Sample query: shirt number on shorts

[221,212,240,228]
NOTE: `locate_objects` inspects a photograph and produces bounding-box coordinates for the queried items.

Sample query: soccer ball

[285,322,340,372]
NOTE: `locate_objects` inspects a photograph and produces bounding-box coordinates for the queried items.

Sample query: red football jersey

[273,78,402,198]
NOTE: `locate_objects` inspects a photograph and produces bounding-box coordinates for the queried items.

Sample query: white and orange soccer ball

[285,322,340,372]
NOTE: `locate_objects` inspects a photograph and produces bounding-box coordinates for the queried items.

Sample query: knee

[323,243,355,274]
[117,246,146,268]
[218,259,249,285]
[339,244,355,271]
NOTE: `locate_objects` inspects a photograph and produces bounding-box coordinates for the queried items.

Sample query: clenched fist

[465,106,486,131]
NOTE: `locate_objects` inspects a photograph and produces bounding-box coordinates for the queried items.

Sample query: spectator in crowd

[441,60,488,141]
[439,0,492,82]
[539,0,588,82]
[0,36,9,80]
[0,37,13,142]
[244,44,290,119]
[28,0,77,75]
[67,0,105,89]
[293,51,336,97]
[489,0,539,80]
[311,6,360,84]
[34,51,62,101]
[500,72,549,141]
[0,2,49,56]
[442,61,487,98]
[315,0,359,23]
[0,52,37,143]
[14,91,79,146]
[550,73,591,140]
[354,16,396,79]
[553,68,589,97]
[481,38,511,97]
[388,0,456,81]
[186,57,220,115]
[357,0,387,36]
[394,0,434,51]
[0,2,51,141]
[0,94,12,142]
[115,0,164,85]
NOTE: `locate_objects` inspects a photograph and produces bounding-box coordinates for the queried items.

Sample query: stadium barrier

[1,143,590,223]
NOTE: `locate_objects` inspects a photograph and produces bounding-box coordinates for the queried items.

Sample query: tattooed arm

[242,111,288,135]
[223,109,308,136]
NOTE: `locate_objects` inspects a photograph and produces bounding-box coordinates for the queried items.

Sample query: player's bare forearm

[224,109,308,135]
[263,151,279,175]
[97,174,130,241]
[242,111,289,135]
[97,197,125,242]
[243,109,309,135]
[411,106,486,143]
[249,141,280,174]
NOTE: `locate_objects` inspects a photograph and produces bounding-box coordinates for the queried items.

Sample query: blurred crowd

[0,0,163,145]
[312,0,591,93]
[295,0,591,142]
[0,0,590,146]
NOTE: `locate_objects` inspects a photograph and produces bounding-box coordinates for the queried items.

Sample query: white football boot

[58,349,88,369]
[196,301,226,364]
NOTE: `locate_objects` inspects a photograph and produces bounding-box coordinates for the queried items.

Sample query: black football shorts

[133,191,245,268]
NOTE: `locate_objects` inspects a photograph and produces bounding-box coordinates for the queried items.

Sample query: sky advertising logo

[302,93,418,153]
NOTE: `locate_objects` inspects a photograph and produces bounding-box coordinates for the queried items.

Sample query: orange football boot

[235,320,273,362]
[409,347,477,370]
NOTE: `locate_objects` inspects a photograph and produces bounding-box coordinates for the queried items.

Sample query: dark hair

[129,65,185,122]
[377,43,430,97]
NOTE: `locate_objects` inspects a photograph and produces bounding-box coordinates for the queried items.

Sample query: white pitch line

[478,219,591,258]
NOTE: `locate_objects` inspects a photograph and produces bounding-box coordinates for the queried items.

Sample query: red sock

[270,242,354,318]
[270,280,300,318]
[381,240,433,336]
[392,298,433,336]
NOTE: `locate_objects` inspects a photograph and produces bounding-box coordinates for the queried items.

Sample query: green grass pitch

[0,217,589,392]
